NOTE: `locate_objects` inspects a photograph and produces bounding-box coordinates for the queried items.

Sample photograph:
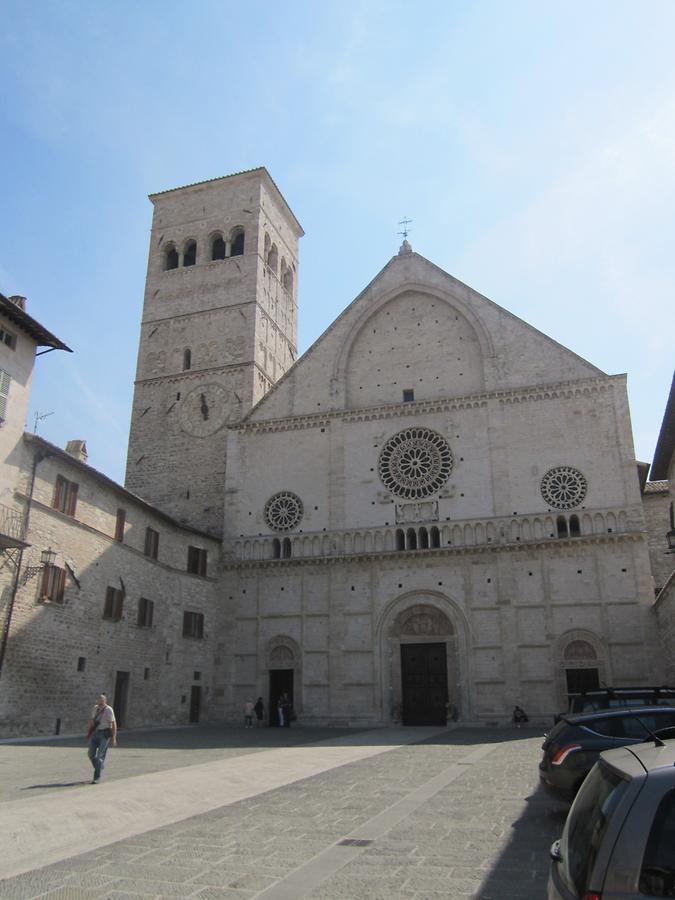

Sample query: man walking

[87,693,117,784]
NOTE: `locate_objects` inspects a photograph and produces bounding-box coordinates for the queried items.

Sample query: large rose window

[378,428,453,500]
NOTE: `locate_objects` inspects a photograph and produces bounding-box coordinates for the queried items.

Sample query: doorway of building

[189,686,201,723]
[113,670,130,728]
[565,667,600,705]
[269,669,293,726]
[400,643,448,725]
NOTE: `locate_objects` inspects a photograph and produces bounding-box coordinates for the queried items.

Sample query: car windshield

[558,762,629,897]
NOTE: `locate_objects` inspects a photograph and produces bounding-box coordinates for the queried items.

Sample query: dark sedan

[540,706,675,800]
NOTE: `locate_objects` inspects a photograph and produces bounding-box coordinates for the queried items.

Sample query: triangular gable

[243,247,604,424]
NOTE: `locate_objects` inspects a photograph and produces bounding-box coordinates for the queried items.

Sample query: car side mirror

[550,840,562,862]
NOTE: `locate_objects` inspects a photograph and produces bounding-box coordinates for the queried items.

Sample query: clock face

[179,384,229,437]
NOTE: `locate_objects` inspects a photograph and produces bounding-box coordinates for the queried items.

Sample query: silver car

[548,737,675,899]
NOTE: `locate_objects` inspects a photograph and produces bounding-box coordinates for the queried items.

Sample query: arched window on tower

[164,244,179,270]
[230,227,245,257]
[183,240,197,267]
[183,348,192,371]
[211,234,226,260]
[283,266,294,294]
[280,258,287,287]
[267,243,278,275]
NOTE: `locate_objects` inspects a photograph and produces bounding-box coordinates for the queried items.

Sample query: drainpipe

[0,449,50,681]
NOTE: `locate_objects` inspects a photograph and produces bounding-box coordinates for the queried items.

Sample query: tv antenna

[33,411,53,434]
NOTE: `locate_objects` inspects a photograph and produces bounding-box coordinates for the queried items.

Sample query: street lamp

[20,547,57,585]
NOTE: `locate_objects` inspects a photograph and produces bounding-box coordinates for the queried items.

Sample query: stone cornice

[235,374,622,434]
[135,363,251,389]
[224,530,646,571]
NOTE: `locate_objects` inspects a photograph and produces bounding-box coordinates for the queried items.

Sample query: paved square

[0,725,566,898]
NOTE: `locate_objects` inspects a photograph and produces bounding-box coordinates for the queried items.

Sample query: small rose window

[264,491,303,532]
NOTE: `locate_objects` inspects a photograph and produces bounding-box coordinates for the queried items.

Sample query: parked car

[548,737,675,899]
[556,686,675,722]
[540,706,675,800]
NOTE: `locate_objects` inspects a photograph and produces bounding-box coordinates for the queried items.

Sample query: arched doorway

[554,631,608,710]
[266,636,301,726]
[378,595,468,725]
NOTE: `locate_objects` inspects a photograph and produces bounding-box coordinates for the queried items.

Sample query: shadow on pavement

[4,722,548,750]
[476,782,569,899]
[22,781,91,790]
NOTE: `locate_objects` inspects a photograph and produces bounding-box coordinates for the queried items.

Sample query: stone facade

[651,374,675,682]
[0,171,669,736]
[220,242,662,725]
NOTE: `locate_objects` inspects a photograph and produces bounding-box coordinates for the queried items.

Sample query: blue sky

[1,1,673,484]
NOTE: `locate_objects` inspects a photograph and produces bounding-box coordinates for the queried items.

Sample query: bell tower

[125,167,303,535]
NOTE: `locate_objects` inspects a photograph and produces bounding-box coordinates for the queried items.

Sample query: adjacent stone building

[0,168,670,736]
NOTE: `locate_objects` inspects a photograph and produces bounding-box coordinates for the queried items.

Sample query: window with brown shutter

[114,508,126,542]
[144,527,159,559]
[187,546,207,576]
[137,597,154,628]
[103,586,124,621]
[54,475,78,516]
[182,611,204,639]
[40,565,66,603]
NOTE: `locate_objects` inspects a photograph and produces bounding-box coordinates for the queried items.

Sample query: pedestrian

[277,694,285,727]
[513,705,528,728]
[243,700,254,728]
[87,693,117,784]
[254,696,264,727]
[281,692,293,727]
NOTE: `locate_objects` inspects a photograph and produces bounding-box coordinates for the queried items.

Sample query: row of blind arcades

[51,474,209,576]
[162,227,245,270]
[269,513,586,561]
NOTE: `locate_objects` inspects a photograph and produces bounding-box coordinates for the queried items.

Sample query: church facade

[0,167,667,735]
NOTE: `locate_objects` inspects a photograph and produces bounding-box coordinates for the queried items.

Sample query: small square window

[182,611,204,639]
[402,389,415,402]
[77,657,86,672]
[0,327,17,350]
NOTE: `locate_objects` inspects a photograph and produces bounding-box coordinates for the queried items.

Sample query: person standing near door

[254,696,265,727]
[87,693,117,784]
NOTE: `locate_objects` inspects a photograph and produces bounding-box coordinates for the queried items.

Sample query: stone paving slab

[0,726,448,880]
[0,726,566,899]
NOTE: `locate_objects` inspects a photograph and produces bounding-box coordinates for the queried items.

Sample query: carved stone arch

[553,629,609,711]
[376,591,471,724]
[265,634,303,716]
